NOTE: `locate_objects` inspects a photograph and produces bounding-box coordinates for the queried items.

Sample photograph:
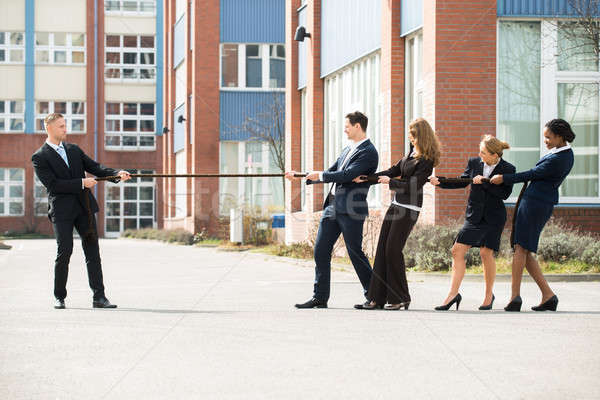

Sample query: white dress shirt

[483,159,500,178]
[550,143,571,154]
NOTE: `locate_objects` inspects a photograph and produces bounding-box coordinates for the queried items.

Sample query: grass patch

[0,232,52,240]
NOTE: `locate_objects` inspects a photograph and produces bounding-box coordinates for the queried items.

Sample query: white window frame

[104,169,156,237]
[35,32,85,65]
[404,30,424,155]
[497,18,600,204]
[0,32,25,64]
[0,168,25,217]
[35,101,86,134]
[34,175,48,216]
[219,43,286,91]
[105,34,156,83]
[105,102,156,151]
[0,100,25,133]
[104,0,156,14]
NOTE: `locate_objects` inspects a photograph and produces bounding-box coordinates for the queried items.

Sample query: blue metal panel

[220,0,285,43]
[173,15,185,68]
[321,0,381,78]
[219,91,285,141]
[25,0,34,134]
[401,0,423,37]
[297,6,306,89]
[173,104,185,153]
[156,0,164,135]
[498,0,600,17]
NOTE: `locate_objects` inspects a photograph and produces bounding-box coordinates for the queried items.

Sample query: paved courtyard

[1,238,599,399]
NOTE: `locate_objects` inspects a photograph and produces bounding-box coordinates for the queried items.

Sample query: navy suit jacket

[32,142,118,221]
[503,148,574,205]
[439,157,515,226]
[321,139,379,217]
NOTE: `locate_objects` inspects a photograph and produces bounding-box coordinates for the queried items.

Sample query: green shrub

[582,242,600,266]
[271,242,314,258]
[121,228,194,245]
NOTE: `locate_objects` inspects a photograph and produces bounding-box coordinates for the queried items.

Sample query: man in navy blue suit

[286,111,379,308]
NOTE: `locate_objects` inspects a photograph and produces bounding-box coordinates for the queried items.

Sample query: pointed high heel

[434,293,462,311]
[504,295,522,312]
[531,295,558,311]
[384,302,410,310]
[478,294,495,310]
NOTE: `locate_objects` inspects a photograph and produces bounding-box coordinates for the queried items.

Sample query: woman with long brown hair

[354,118,441,310]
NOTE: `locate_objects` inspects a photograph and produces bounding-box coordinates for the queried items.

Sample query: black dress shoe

[434,293,462,311]
[54,298,65,309]
[93,297,117,308]
[504,295,522,312]
[479,294,495,310]
[532,295,558,312]
[295,298,327,309]
[354,301,383,310]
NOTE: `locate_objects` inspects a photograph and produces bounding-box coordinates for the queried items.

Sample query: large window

[220,43,285,90]
[0,168,24,216]
[34,176,48,216]
[105,102,155,150]
[35,33,85,64]
[105,35,156,81]
[0,100,25,132]
[498,20,600,202]
[105,0,156,13]
[323,52,382,206]
[405,31,423,153]
[0,32,24,63]
[105,169,156,237]
[36,101,85,133]
[219,141,284,215]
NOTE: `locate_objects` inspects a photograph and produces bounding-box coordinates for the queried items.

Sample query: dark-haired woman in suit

[430,135,515,311]
[353,118,441,310]
[490,119,575,312]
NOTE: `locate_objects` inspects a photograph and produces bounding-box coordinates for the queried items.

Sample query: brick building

[284,0,600,244]
[0,0,164,237]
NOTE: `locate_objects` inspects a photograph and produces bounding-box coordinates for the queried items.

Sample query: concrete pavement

[1,238,599,399]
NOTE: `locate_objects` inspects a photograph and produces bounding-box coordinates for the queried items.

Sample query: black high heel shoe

[384,302,410,310]
[478,294,495,310]
[531,295,558,311]
[434,293,462,311]
[504,295,522,312]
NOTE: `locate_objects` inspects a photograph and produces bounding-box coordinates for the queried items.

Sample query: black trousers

[52,204,105,300]
[367,205,419,304]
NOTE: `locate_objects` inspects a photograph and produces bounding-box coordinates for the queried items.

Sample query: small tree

[553,1,600,63]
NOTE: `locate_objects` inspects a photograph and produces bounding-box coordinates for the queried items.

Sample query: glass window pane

[139,186,153,200]
[123,136,137,146]
[35,185,47,197]
[0,32,4,44]
[36,32,49,45]
[139,69,155,79]
[105,68,120,78]
[106,218,120,232]
[0,101,4,113]
[36,50,49,63]
[72,51,84,63]
[0,49,5,61]
[139,203,153,216]
[105,135,121,146]
[9,185,23,197]
[139,218,153,228]
[36,119,45,131]
[105,119,120,131]
[9,119,23,131]
[140,53,154,65]
[140,103,154,115]
[558,83,599,197]
[0,120,4,131]
[71,33,84,46]
[106,103,120,114]
[54,50,66,63]
[124,218,137,230]
[38,101,49,114]
[140,1,155,12]
[72,102,85,114]
[123,36,137,47]
[106,202,120,216]
[139,135,155,147]
[71,119,84,132]
[107,187,121,201]
[140,120,154,131]
[123,120,137,131]
[123,1,138,11]
[55,102,67,113]
[54,33,66,46]
[124,187,137,200]
[123,52,137,64]
[10,49,23,62]
[246,45,262,88]
[557,22,599,72]
[124,202,137,216]
[106,35,120,47]
[10,101,23,113]
[9,202,23,215]
[10,32,23,45]
[9,169,24,181]
[140,36,154,48]
[0,203,4,214]
[35,202,48,215]
[123,103,137,115]
[221,44,238,87]
[0,186,3,197]
[123,68,136,78]
[269,47,285,88]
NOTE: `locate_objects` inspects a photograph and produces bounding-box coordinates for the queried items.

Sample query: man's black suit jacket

[32,142,118,221]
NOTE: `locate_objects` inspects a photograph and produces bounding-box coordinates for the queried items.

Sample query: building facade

[161,0,285,234]
[0,0,163,237]
[285,0,600,244]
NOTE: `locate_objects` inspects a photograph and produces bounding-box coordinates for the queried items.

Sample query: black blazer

[321,139,379,217]
[32,142,118,221]
[439,157,515,226]
[373,152,434,208]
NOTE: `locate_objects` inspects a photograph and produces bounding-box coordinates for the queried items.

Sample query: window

[300,90,306,210]
[105,34,156,81]
[105,169,156,237]
[34,175,48,216]
[405,31,423,153]
[35,32,85,64]
[0,32,25,63]
[35,101,85,133]
[0,168,24,216]
[498,20,600,202]
[323,52,382,207]
[220,43,286,90]
[219,141,284,215]
[105,0,156,13]
[105,102,155,150]
[0,100,25,132]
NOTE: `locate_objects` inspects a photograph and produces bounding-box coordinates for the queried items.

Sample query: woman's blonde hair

[409,118,441,167]
[481,135,510,157]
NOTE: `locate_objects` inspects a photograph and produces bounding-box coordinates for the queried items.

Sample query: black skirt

[455,218,504,252]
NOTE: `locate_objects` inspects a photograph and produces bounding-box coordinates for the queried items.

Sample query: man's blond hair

[44,113,64,126]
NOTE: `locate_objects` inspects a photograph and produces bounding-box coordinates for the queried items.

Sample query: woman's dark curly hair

[545,119,576,143]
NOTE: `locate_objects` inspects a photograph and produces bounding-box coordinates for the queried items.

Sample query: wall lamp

[177,115,186,123]
[294,25,311,42]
